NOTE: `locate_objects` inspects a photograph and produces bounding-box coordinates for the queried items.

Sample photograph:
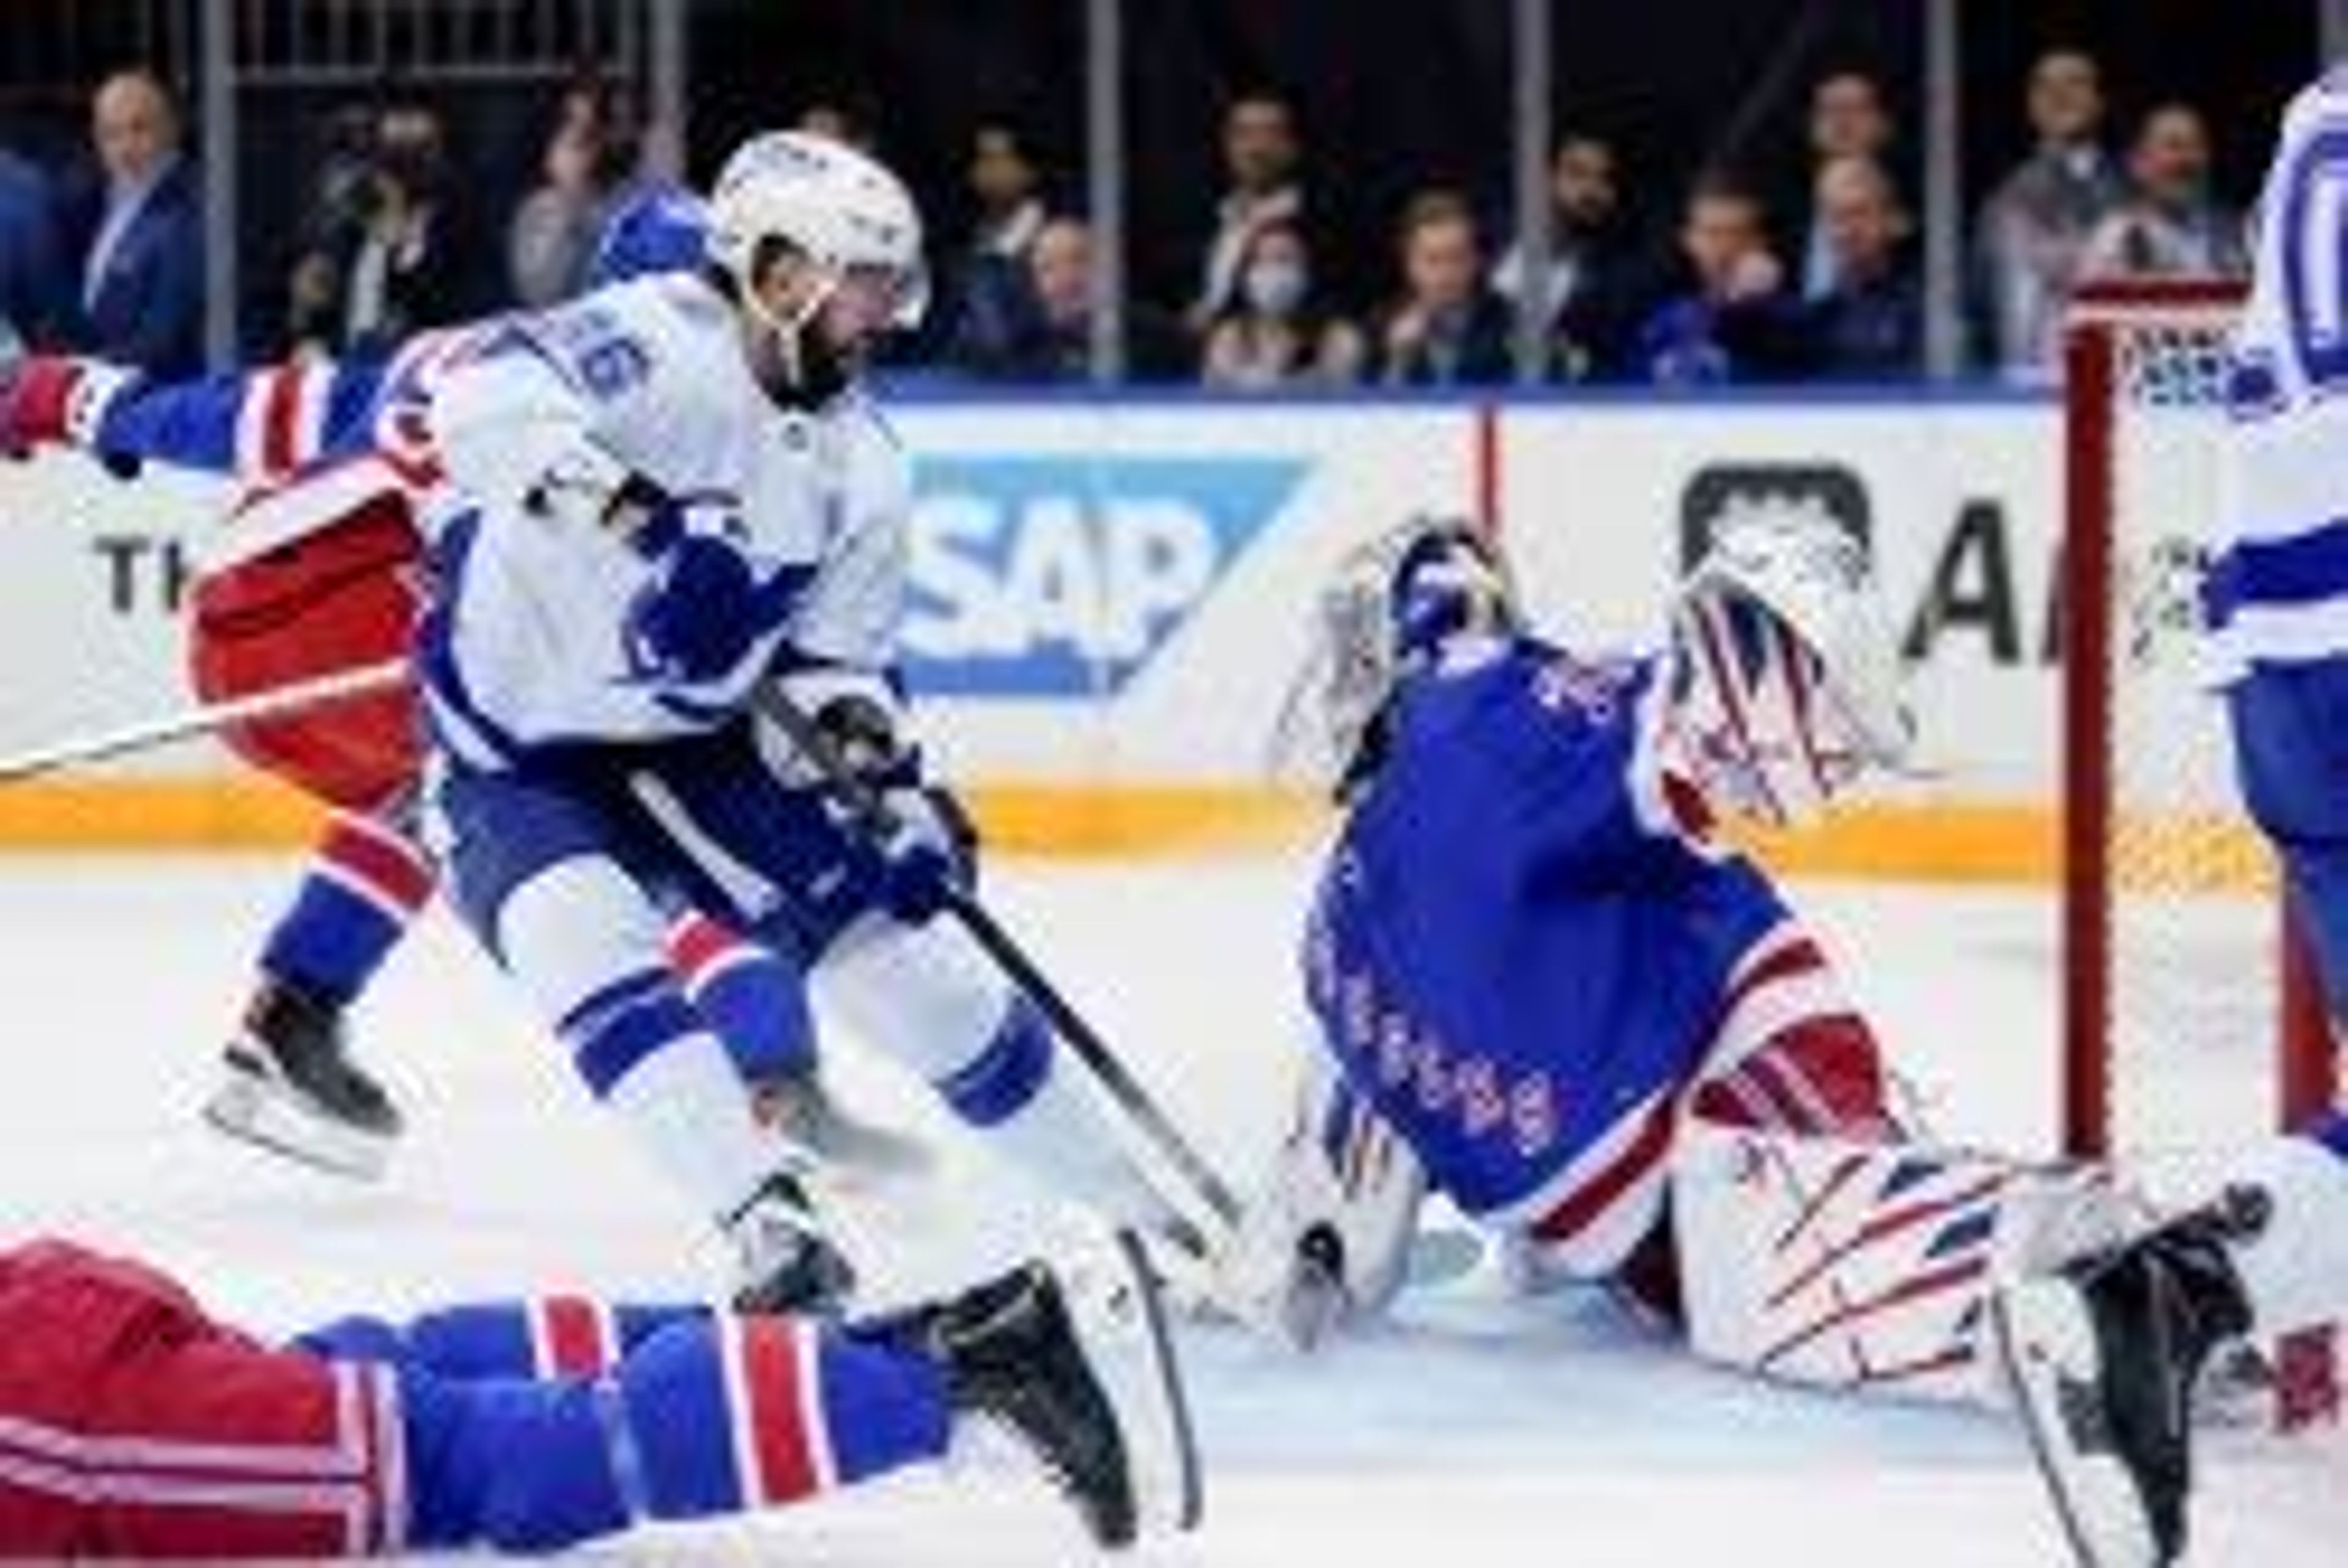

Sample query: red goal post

[2061,274,2338,1426]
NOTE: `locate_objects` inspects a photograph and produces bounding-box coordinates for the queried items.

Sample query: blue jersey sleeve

[94,357,392,480]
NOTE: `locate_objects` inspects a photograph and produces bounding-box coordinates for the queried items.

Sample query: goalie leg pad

[1672,1117,2127,1405]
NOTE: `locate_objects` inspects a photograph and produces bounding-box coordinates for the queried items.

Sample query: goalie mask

[1663,512,1914,828]
[1269,518,1518,800]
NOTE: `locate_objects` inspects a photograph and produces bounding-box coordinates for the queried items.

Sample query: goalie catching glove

[1664,506,1914,828]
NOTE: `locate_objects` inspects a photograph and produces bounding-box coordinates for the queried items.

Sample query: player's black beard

[754,328,859,411]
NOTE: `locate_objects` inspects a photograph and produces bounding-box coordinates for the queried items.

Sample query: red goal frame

[2060,275,2338,1426]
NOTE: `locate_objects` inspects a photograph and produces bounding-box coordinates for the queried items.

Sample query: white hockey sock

[983,1055,1183,1230]
[818,916,1183,1230]
[2221,1133,2348,1336]
[604,1030,781,1220]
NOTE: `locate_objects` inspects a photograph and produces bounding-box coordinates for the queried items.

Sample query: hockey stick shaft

[753,682,1242,1234]
[0,658,410,786]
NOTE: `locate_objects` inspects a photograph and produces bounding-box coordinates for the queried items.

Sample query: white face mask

[1242,259,1309,317]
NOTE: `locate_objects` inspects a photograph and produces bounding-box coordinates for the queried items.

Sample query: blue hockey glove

[868,785,964,924]
[624,529,761,685]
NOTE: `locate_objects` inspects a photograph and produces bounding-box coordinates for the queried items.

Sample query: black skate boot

[1993,1188,2262,1567]
[865,1228,1201,1548]
[203,978,402,1180]
[725,1169,857,1316]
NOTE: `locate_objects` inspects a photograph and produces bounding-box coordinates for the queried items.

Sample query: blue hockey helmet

[589,183,713,287]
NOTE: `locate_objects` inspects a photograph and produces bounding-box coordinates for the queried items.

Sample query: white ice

[0,850,2339,1565]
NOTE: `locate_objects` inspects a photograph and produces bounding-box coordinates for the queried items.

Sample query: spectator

[953,215,1184,382]
[1373,190,1512,387]
[1795,72,1896,298]
[1489,132,1644,380]
[1973,48,2125,381]
[943,121,1050,374]
[508,79,645,307]
[1799,156,1922,380]
[286,98,476,358]
[0,145,64,355]
[1199,218,1364,389]
[1630,175,1805,386]
[2078,103,2247,281]
[1189,90,1308,332]
[70,69,202,377]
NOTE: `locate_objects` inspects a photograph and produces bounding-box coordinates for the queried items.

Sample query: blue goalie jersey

[1301,636,1792,1245]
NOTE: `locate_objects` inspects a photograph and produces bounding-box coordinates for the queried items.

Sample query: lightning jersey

[2210,70,2348,674]
[1302,636,1795,1273]
[419,272,908,764]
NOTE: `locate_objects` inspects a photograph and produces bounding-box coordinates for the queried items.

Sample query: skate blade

[204,1072,392,1182]
[1067,1225,1204,1539]
[1990,1283,2162,1568]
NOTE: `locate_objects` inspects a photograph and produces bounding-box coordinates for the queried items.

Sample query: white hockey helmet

[1666,504,1914,827]
[706,130,929,333]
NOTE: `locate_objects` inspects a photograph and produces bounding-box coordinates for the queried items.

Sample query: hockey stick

[751,680,1244,1236]
[0,658,410,786]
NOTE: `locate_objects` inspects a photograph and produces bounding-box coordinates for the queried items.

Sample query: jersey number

[542,304,651,402]
[2280,127,2348,391]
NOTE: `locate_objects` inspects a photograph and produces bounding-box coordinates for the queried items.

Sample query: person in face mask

[1198,218,1364,389]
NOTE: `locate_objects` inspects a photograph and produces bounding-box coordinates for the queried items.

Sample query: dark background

[0,0,2324,345]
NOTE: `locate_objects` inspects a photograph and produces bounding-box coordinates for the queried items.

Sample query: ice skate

[879,1226,1201,1547]
[1992,1190,2261,1567]
[725,1168,858,1316]
[202,979,401,1181]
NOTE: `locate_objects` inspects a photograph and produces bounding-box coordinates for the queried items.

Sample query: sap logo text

[905,455,1306,696]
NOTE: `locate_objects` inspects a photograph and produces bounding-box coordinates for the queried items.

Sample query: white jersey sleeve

[2215,72,2348,670]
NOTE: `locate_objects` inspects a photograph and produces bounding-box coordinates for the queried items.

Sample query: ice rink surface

[0,849,2339,1564]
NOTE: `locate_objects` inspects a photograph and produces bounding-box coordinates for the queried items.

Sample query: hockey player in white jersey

[1992,72,2348,1568]
[419,131,1184,1313]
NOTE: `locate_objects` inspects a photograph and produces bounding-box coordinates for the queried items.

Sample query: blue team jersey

[1301,636,1789,1223]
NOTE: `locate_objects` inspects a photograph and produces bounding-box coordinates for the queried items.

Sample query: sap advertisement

[893,404,1475,780]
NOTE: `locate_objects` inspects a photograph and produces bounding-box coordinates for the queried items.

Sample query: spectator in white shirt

[1972,48,2126,381]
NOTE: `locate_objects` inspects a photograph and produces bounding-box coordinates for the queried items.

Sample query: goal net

[2061,276,2336,1426]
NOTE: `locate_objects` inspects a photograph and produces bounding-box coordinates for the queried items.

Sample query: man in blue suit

[71,70,202,376]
